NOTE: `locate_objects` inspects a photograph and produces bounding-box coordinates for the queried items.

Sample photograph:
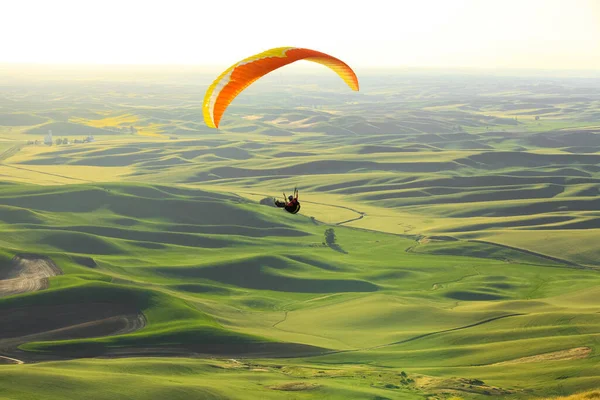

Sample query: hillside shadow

[152,257,377,293]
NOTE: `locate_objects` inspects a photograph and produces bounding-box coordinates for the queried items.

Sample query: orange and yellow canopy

[202,47,359,128]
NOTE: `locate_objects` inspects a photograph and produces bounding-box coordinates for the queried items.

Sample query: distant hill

[25,122,119,136]
[0,113,48,126]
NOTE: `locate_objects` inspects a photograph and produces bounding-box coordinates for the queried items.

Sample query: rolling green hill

[0,182,599,399]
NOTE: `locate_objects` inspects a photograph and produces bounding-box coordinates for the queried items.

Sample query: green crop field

[0,65,599,400]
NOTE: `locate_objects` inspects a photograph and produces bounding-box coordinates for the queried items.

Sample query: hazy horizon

[3,0,599,70]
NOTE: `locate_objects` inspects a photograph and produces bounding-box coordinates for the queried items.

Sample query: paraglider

[275,188,301,214]
[202,47,359,128]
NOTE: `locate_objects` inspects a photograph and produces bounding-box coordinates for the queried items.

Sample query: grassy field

[0,65,599,399]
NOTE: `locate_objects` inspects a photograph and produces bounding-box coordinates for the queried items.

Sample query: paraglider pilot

[275,188,301,214]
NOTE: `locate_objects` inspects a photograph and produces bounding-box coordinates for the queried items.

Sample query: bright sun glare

[2,0,599,69]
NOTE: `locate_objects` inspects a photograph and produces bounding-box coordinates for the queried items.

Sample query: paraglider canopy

[202,47,359,128]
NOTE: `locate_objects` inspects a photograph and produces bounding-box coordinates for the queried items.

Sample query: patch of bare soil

[0,254,62,298]
[491,347,591,365]
[269,382,320,391]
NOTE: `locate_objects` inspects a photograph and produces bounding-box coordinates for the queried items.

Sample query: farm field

[0,65,599,399]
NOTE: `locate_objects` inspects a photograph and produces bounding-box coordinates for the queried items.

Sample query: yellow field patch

[0,164,132,185]
[69,113,168,138]
[469,229,600,268]
[5,145,59,164]
[542,390,600,400]
[491,347,591,365]
[136,123,168,138]
[137,131,166,138]
[70,114,139,128]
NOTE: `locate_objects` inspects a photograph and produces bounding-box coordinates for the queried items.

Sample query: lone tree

[324,228,336,246]
[323,227,347,254]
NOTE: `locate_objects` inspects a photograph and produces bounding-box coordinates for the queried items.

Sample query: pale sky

[2,0,599,70]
